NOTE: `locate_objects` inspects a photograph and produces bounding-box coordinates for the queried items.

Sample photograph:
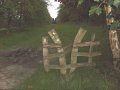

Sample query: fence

[42,28,101,75]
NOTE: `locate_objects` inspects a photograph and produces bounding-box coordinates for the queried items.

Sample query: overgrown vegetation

[1,23,117,90]
[57,0,105,24]
[0,0,50,29]
[57,0,120,25]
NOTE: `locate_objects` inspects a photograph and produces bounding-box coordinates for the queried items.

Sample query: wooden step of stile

[74,52,101,57]
[48,63,96,69]
[73,41,100,47]
[43,44,62,48]
[44,53,65,59]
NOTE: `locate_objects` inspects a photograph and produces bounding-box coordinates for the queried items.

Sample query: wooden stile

[42,28,101,75]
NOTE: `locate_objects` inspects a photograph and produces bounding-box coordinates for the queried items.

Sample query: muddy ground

[0,48,43,89]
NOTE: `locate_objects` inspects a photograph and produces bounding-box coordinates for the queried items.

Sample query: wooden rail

[70,28,101,73]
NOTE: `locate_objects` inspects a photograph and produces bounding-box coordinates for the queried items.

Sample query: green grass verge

[16,67,118,90]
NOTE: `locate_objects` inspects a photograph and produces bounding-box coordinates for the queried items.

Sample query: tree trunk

[104,2,120,71]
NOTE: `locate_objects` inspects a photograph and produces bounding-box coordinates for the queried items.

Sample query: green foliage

[87,0,120,29]
[111,21,120,29]
[94,0,100,2]
[89,5,102,16]
[0,0,50,28]
[58,0,91,23]
[113,0,120,8]
[77,0,84,6]
[58,0,106,24]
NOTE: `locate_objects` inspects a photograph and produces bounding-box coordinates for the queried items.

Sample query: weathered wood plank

[48,29,67,75]
[70,28,87,73]
[73,41,100,47]
[73,52,101,57]
[48,29,61,44]
[42,37,49,72]
[88,33,95,63]
[74,28,87,44]
[43,44,61,48]
[44,53,65,59]
[70,48,78,72]
[57,47,67,74]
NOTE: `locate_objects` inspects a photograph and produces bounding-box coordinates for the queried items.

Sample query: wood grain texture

[48,29,67,75]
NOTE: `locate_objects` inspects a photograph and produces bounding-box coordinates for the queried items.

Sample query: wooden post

[48,29,67,75]
[88,33,95,64]
[70,28,87,73]
[42,37,49,72]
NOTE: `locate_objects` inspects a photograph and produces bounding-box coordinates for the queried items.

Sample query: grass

[0,22,80,50]
[0,22,120,90]
[16,67,118,90]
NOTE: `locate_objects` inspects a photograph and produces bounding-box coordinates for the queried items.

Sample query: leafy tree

[58,0,106,24]
[57,0,120,71]
[0,0,50,29]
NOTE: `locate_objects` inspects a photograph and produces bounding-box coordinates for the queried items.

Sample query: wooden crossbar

[48,63,96,69]
[73,41,100,47]
[44,53,65,59]
[43,44,62,48]
[72,52,101,57]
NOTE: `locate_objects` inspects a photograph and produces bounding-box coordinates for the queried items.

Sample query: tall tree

[0,0,50,29]
[57,0,120,71]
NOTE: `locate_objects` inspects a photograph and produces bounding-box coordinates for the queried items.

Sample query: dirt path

[0,45,72,89]
[0,48,43,89]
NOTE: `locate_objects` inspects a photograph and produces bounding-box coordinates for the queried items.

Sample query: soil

[0,45,71,90]
[0,48,43,89]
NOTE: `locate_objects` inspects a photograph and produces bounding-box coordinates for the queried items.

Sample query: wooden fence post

[48,29,67,75]
[88,33,95,64]
[42,36,49,72]
[70,28,87,73]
